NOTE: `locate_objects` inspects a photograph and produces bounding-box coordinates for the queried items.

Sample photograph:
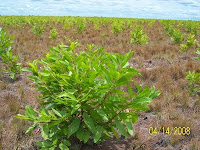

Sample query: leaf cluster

[49,28,59,40]
[180,34,197,52]
[130,26,148,45]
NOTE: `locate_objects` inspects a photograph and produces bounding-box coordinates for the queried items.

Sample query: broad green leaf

[70,42,75,50]
[111,127,119,139]
[58,92,76,101]
[129,112,138,123]
[76,125,85,141]
[16,114,32,121]
[132,97,152,105]
[67,118,80,138]
[62,140,71,146]
[59,143,69,150]
[115,120,129,137]
[37,141,52,148]
[83,130,91,143]
[96,109,109,122]
[41,124,49,140]
[90,109,102,122]
[22,67,31,72]
[83,112,96,134]
[71,104,81,115]
[100,64,112,85]
[126,121,133,135]
[112,89,127,95]
[121,51,134,67]
[25,106,37,119]
[128,86,133,99]
[116,73,134,87]
[52,138,58,145]
[94,126,103,143]
[52,108,62,117]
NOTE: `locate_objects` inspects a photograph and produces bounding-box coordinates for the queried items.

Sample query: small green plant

[101,33,106,38]
[49,28,58,40]
[130,26,148,45]
[74,19,86,34]
[186,49,200,95]
[32,24,45,36]
[0,28,21,80]
[186,71,200,95]
[180,34,197,51]
[111,21,125,34]
[94,23,100,30]
[17,42,160,149]
[171,29,184,44]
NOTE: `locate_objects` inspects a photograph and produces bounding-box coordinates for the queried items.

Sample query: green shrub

[186,48,200,95]
[32,24,45,36]
[49,28,58,40]
[130,26,148,45]
[180,34,197,52]
[171,29,184,44]
[111,21,126,34]
[0,28,21,80]
[74,18,86,34]
[17,43,160,149]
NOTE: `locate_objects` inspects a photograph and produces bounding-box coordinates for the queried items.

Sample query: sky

[0,0,200,20]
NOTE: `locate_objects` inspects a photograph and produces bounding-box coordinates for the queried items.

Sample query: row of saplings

[0,27,199,150]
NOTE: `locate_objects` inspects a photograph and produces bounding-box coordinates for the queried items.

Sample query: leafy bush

[180,34,197,52]
[111,21,126,34]
[186,71,200,95]
[17,42,160,149]
[186,48,200,95]
[49,28,59,40]
[0,28,21,80]
[74,18,86,34]
[32,24,45,36]
[171,29,184,44]
[130,26,148,45]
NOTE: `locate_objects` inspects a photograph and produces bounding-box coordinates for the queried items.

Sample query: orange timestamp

[149,127,190,136]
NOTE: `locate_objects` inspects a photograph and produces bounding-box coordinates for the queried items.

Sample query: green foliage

[74,18,86,34]
[130,26,148,45]
[186,49,200,95]
[185,22,199,35]
[101,33,106,38]
[94,23,100,30]
[111,21,126,34]
[186,71,200,95]
[171,29,184,44]
[49,28,59,40]
[180,34,197,51]
[65,37,81,47]
[32,24,45,36]
[17,42,160,149]
[0,28,21,80]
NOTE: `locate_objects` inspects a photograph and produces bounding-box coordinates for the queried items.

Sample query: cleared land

[0,16,200,150]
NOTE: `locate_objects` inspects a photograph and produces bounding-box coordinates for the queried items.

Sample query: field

[0,16,200,150]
